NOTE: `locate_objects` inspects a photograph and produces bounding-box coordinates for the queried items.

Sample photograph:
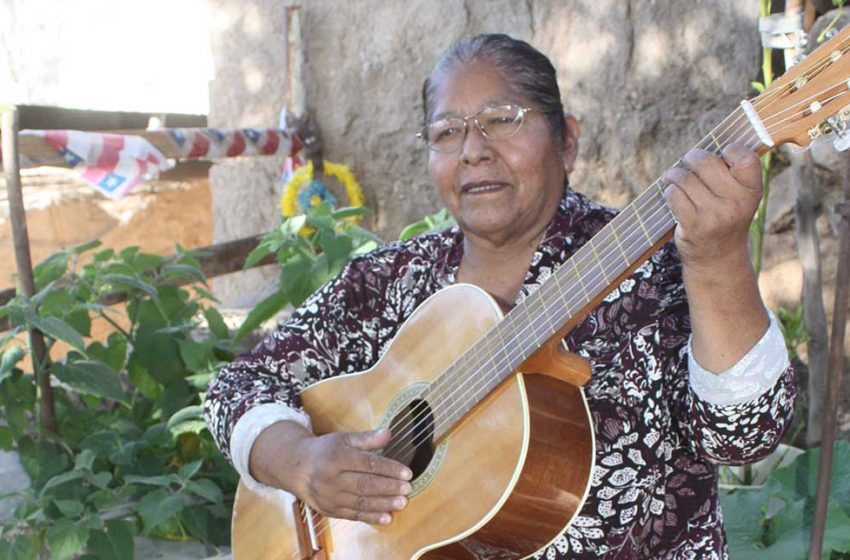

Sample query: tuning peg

[833,134,850,152]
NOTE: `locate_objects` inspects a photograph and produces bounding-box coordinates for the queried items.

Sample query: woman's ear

[563,114,580,174]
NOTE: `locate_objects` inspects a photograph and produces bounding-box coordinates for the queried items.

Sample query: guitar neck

[427,104,769,440]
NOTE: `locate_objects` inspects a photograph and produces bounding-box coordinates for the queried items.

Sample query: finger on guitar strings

[660,167,699,226]
[336,470,412,499]
[347,447,413,481]
[681,148,736,200]
[720,142,763,196]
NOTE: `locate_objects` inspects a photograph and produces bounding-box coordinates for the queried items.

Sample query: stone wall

[207,0,763,305]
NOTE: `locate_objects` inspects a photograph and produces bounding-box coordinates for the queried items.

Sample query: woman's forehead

[430,59,525,117]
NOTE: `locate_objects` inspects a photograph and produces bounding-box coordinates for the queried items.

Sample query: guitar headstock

[752,23,850,151]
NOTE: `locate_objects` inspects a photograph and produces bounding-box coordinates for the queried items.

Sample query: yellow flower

[280,160,365,223]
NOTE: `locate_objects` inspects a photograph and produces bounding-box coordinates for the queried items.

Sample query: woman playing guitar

[205,34,794,559]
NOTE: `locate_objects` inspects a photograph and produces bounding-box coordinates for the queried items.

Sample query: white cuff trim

[688,310,790,406]
[230,403,312,498]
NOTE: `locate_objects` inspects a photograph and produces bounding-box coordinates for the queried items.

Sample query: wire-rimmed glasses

[417,104,536,153]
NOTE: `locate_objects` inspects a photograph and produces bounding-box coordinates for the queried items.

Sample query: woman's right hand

[249,421,413,525]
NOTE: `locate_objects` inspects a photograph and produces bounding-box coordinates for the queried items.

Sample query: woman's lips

[461,181,510,195]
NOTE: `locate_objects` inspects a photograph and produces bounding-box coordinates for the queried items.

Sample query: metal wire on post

[1,108,58,435]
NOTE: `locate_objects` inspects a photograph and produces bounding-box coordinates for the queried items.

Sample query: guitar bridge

[292,500,330,560]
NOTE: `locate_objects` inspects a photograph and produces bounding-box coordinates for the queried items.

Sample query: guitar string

[290,63,850,542]
[335,53,850,465]
[294,128,760,544]
[378,117,759,461]
[288,178,692,556]
[378,68,850,461]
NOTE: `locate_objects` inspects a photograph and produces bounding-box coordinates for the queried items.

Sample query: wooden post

[807,152,850,560]
[285,6,305,116]
[1,108,58,435]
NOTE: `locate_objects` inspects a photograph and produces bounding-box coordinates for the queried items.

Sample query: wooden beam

[15,104,206,132]
[0,234,275,332]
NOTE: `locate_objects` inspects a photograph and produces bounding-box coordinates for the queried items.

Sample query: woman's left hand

[661,143,763,271]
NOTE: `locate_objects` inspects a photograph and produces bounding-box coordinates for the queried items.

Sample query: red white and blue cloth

[31,130,172,200]
[23,127,300,200]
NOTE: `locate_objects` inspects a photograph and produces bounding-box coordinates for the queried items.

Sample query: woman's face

[427,59,578,247]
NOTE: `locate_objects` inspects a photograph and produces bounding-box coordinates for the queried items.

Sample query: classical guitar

[231,24,850,560]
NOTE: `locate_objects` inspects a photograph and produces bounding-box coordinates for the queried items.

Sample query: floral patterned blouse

[205,187,795,559]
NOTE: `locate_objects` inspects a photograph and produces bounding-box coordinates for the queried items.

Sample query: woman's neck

[456,225,546,306]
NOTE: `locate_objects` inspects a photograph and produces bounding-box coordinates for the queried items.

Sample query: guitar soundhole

[385,399,435,479]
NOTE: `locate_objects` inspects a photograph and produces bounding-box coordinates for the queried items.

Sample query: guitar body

[232,284,595,559]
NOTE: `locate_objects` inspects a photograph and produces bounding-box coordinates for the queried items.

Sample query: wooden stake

[808,150,850,560]
[1,108,58,435]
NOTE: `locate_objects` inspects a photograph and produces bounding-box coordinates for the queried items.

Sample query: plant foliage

[721,441,850,559]
[0,241,237,559]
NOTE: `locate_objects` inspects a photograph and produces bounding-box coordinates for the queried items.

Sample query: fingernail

[394,497,407,509]
[381,514,392,525]
[401,483,412,494]
[401,468,413,480]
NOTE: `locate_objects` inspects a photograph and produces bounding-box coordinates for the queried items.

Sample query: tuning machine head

[807,103,850,151]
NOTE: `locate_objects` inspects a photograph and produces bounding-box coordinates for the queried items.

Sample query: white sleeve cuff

[688,310,790,406]
[230,403,313,497]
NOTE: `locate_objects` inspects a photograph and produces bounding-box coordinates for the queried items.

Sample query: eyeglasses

[417,104,536,153]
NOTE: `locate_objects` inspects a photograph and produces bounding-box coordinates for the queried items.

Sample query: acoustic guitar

[231,24,850,559]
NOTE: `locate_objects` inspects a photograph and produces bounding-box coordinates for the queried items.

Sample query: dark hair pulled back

[421,33,567,149]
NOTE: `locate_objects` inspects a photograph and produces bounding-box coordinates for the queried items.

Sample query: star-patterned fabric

[205,187,795,558]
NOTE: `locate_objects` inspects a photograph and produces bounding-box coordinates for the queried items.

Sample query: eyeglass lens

[425,104,524,152]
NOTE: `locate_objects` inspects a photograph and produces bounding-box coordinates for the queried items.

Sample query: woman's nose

[459,120,492,165]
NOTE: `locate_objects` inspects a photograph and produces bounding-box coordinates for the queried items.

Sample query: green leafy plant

[234,204,381,342]
[721,441,850,559]
[398,209,456,241]
[0,241,237,559]
[777,304,811,362]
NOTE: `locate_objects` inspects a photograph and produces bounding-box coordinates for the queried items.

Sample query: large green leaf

[136,489,184,533]
[0,344,25,385]
[177,338,214,372]
[234,290,289,343]
[130,253,164,273]
[162,263,206,284]
[33,252,69,291]
[26,313,85,354]
[764,497,850,559]
[167,405,207,436]
[86,520,134,560]
[178,505,229,547]
[185,479,222,504]
[46,518,89,560]
[86,332,127,373]
[0,533,39,560]
[203,307,229,339]
[69,239,102,255]
[721,488,770,557]
[319,230,353,271]
[52,361,127,403]
[130,324,184,386]
[770,441,850,515]
[53,499,84,518]
[123,473,180,487]
[40,469,86,496]
[100,273,158,299]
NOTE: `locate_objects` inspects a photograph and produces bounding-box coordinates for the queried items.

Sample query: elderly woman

[205,34,794,558]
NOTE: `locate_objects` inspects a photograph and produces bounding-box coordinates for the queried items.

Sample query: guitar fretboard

[422,105,758,440]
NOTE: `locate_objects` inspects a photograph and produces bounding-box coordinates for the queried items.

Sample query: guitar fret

[632,197,655,245]
[610,221,630,266]
[589,242,610,284]
[571,259,590,301]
